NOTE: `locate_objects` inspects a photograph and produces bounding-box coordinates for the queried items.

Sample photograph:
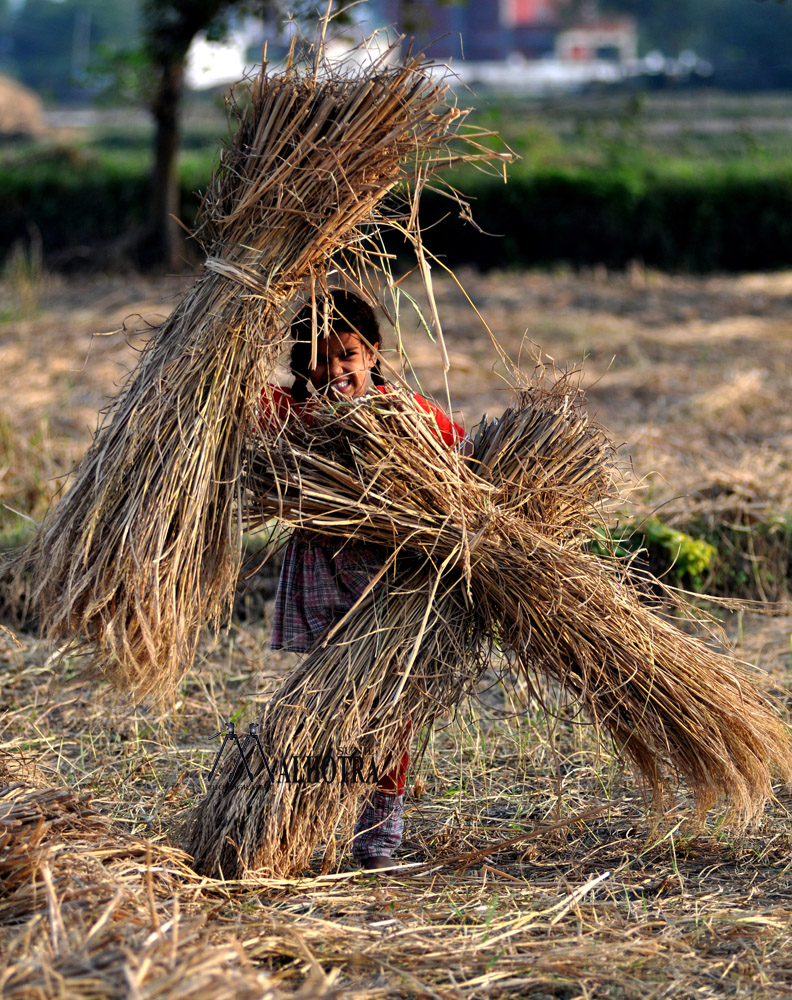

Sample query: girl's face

[308,331,376,399]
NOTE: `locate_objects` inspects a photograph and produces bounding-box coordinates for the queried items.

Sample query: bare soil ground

[2,266,792,999]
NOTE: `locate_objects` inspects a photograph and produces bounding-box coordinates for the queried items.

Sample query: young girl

[266,290,466,871]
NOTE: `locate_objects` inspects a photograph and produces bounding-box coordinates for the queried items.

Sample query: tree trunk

[144,56,186,270]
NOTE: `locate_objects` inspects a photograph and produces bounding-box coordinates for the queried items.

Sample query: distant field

[477,88,792,164]
[34,87,792,174]
[3,88,792,272]
[3,263,792,997]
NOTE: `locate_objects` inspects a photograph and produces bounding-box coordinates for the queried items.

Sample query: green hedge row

[4,155,792,272]
[0,152,205,267]
[417,165,792,272]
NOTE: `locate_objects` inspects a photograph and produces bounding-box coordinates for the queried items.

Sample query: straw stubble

[180,382,792,877]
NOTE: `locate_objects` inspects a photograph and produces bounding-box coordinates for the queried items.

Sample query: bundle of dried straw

[24,46,499,700]
[181,383,792,878]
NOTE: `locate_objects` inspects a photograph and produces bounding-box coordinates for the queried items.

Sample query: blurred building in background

[375,0,560,62]
[366,0,640,94]
[2,0,792,101]
[555,18,637,65]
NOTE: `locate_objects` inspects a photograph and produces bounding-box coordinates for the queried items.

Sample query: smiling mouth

[328,377,352,396]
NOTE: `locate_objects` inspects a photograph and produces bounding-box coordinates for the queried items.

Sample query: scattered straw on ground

[4,265,792,996]
[3,618,792,999]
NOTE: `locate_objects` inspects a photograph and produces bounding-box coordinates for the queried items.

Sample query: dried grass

[22,45,502,703]
[3,632,792,1000]
[0,780,316,999]
[0,72,47,137]
[180,379,792,878]
[6,107,792,998]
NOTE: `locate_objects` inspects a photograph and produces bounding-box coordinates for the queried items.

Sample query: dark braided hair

[289,290,385,402]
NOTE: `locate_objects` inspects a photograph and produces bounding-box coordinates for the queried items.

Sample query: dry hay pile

[18,44,792,882]
[0,73,46,138]
[23,46,501,701]
[0,777,312,999]
[181,382,792,878]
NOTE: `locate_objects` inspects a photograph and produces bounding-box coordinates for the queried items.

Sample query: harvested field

[2,266,792,997]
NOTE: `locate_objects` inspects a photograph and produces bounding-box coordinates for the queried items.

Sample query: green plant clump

[591,517,716,591]
[641,518,716,587]
[0,147,207,267]
[416,163,792,273]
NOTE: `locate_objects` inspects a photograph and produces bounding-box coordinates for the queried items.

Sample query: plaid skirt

[270,532,388,653]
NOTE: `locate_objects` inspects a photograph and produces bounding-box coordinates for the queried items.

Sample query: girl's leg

[352,790,404,865]
[352,747,409,867]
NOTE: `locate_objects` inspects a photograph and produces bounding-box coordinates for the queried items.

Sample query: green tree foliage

[704,0,792,89]
[4,0,140,99]
[599,0,792,88]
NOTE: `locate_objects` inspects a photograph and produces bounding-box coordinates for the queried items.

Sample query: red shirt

[262,383,465,447]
